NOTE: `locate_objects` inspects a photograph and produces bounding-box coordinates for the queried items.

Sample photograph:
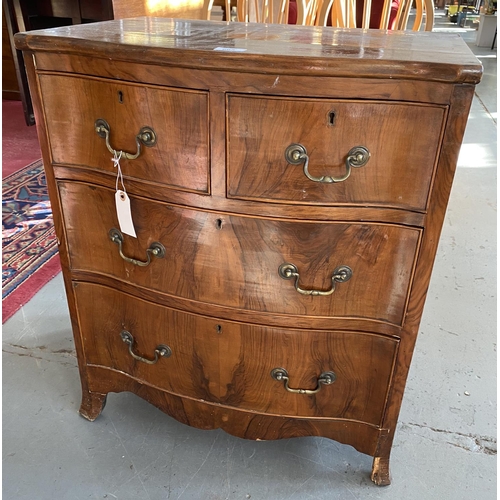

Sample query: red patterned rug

[2,160,61,322]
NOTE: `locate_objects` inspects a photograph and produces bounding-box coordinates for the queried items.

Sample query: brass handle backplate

[278,262,352,296]
[271,368,336,394]
[95,119,157,160]
[120,330,171,364]
[285,143,370,183]
[109,228,165,267]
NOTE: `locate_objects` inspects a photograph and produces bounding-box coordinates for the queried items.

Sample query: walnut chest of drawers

[15,19,482,485]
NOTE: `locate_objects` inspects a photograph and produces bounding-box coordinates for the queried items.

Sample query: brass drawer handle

[271,368,336,395]
[120,330,172,364]
[278,263,352,296]
[109,228,165,267]
[95,119,157,160]
[285,143,370,183]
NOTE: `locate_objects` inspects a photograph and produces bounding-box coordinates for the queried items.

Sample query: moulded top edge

[14,17,483,84]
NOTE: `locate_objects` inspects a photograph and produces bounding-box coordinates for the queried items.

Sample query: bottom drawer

[75,282,399,427]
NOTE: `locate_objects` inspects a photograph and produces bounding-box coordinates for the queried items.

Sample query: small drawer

[227,95,446,211]
[60,182,421,327]
[39,74,209,194]
[76,283,399,426]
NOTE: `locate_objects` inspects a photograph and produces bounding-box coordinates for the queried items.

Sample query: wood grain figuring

[52,165,428,227]
[60,181,421,326]
[75,282,399,424]
[14,18,482,83]
[72,272,405,335]
[85,365,387,456]
[39,74,210,194]
[17,18,482,486]
[34,56,455,105]
[228,96,446,210]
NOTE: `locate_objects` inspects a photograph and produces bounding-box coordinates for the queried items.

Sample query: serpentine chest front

[16,19,481,485]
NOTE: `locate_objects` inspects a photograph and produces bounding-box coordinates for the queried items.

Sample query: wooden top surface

[15,17,482,83]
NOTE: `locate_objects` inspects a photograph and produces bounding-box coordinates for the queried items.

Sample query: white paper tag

[115,190,137,238]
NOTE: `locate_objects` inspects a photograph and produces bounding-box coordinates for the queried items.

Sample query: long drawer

[60,182,421,326]
[75,283,399,426]
[227,95,446,211]
[39,74,210,194]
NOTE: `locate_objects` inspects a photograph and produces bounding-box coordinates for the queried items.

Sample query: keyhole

[118,91,124,104]
[216,325,222,334]
[328,111,336,126]
[215,219,223,230]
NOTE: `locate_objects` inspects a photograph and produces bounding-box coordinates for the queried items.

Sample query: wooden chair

[113,0,238,23]
[112,0,432,30]
[112,0,206,21]
[203,0,237,20]
[233,0,321,24]
[316,0,434,30]
[207,0,432,28]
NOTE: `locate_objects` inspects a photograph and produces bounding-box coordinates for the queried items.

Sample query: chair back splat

[112,0,433,30]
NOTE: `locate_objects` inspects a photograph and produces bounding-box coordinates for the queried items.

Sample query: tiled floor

[3,14,497,500]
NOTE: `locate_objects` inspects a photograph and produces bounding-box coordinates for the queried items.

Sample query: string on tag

[112,150,125,194]
[112,150,137,238]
